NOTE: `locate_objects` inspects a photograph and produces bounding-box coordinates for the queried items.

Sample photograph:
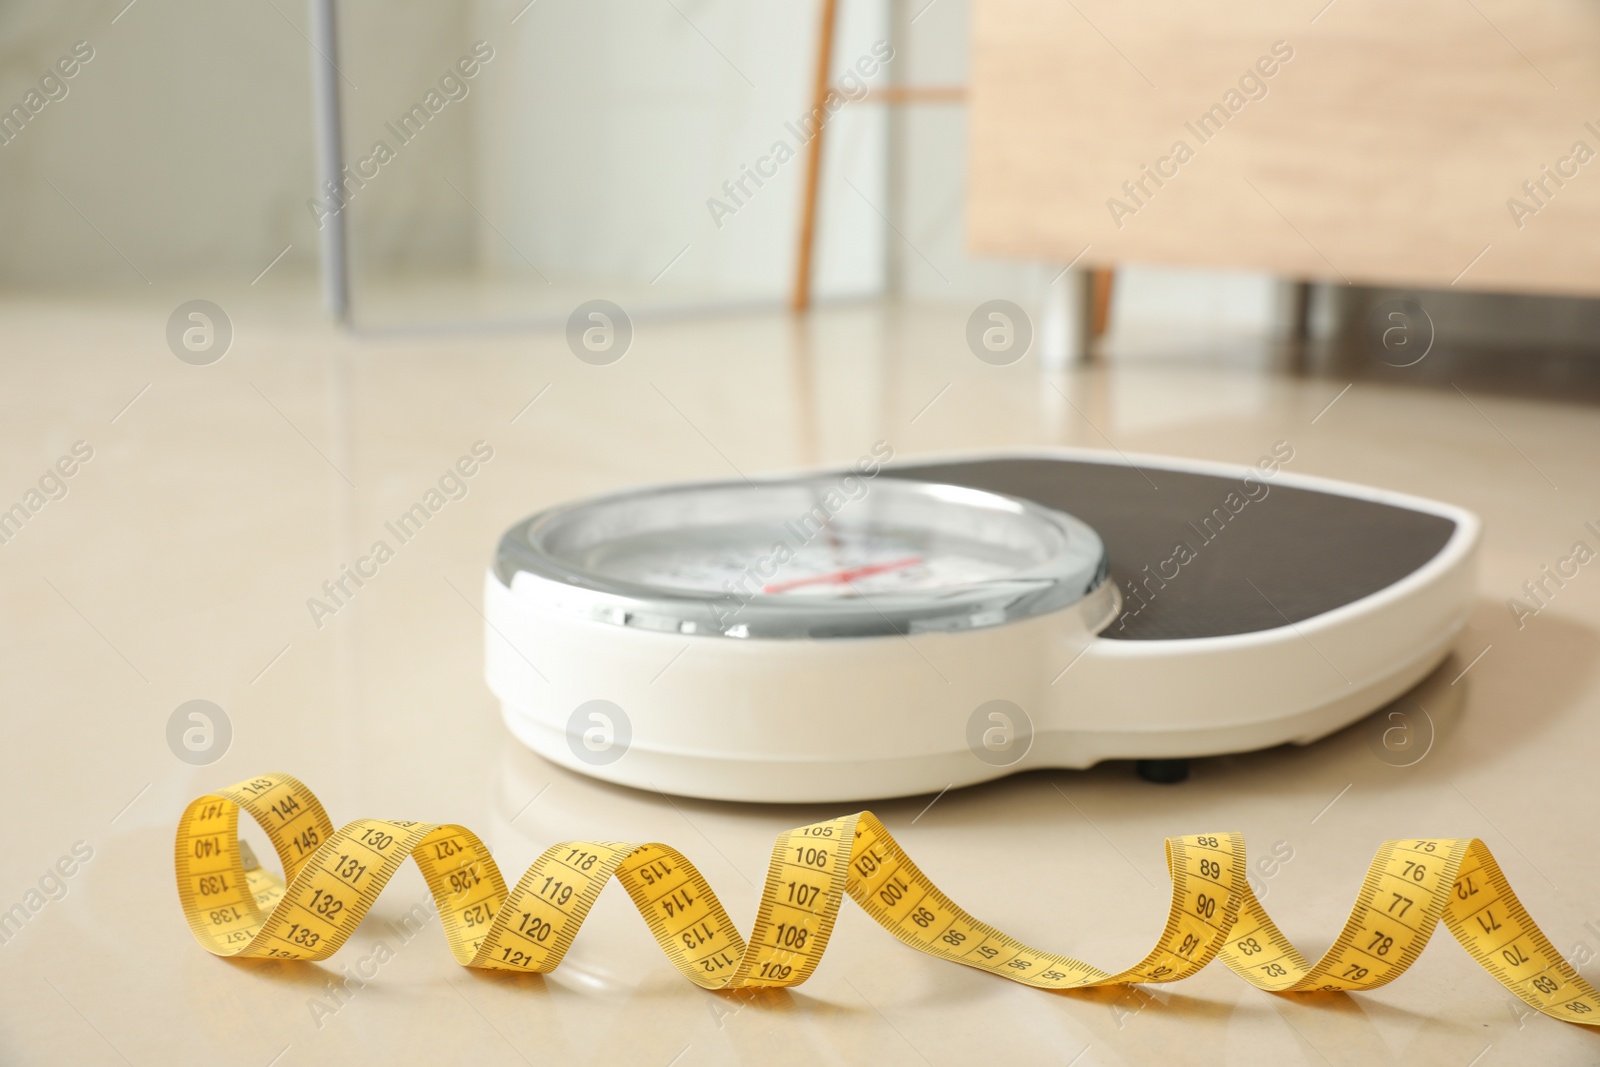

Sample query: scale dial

[496,477,1109,639]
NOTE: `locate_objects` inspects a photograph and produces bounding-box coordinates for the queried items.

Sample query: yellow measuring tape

[176,772,1598,1025]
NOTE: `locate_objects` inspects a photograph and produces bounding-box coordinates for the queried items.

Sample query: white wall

[335,1,480,277]
[468,0,889,305]
[0,0,891,310]
[890,0,1049,304]
[1106,264,1294,360]
[0,0,318,290]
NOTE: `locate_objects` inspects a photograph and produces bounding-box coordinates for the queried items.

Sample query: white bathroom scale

[483,449,1478,802]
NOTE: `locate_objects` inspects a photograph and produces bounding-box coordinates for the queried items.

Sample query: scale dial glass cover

[495,477,1108,639]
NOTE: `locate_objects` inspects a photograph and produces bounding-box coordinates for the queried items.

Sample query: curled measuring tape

[177,773,1598,1025]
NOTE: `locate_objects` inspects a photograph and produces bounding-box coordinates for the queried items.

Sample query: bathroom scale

[483,449,1478,802]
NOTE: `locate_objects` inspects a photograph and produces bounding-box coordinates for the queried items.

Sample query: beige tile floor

[2,290,1598,1066]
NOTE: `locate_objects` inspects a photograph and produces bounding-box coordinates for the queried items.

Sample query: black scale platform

[896,457,1458,641]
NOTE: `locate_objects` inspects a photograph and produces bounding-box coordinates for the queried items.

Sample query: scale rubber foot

[1136,758,1189,784]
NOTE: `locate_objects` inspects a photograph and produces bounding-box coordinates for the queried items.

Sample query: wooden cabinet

[969,0,1600,294]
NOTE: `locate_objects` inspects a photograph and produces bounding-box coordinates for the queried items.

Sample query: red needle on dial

[762,556,923,594]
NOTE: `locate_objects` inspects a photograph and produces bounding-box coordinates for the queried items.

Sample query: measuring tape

[176,772,1598,1025]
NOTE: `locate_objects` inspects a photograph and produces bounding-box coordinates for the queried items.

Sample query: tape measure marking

[173,773,1599,1023]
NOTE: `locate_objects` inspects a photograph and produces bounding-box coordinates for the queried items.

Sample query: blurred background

[8,0,1598,382]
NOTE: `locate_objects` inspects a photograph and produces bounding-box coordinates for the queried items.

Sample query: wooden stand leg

[791,0,839,314]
